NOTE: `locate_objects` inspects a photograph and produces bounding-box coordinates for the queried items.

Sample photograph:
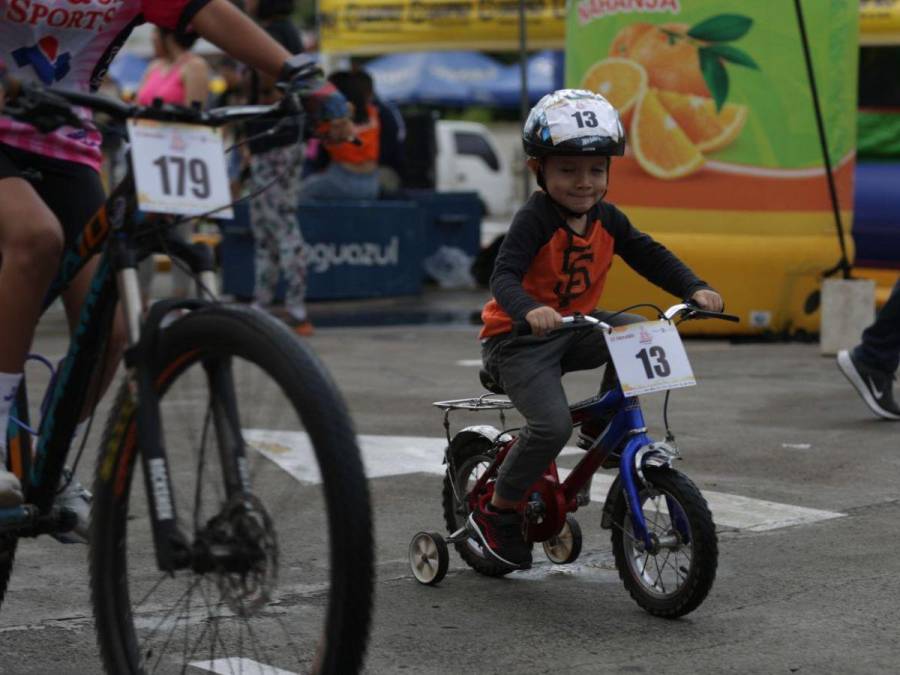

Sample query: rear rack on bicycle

[432,394,514,411]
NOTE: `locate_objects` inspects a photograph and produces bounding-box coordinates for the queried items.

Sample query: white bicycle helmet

[523,89,625,158]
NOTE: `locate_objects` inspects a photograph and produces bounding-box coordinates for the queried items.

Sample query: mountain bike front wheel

[610,467,717,618]
[90,306,373,674]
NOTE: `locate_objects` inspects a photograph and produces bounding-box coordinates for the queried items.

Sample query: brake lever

[6,84,84,133]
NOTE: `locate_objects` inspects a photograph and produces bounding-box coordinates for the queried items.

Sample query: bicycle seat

[479,369,505,395]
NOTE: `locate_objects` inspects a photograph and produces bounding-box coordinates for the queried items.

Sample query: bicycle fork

[117,238,242,572]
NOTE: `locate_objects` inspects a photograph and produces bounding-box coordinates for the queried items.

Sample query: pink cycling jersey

[0,0,212,171]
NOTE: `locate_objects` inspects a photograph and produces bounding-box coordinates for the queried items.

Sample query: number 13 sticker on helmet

[523,89,626,157]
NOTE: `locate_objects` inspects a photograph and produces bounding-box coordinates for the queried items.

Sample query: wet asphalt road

[0,287,898,674]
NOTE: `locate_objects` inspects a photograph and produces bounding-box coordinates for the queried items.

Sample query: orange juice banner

[319,0,566,54]
[565,0,859,231]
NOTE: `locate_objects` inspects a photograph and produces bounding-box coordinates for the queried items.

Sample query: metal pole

[519,0,530,204]
[793,0,851,279]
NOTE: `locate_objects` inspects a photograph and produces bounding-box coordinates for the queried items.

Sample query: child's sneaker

[837,350,900,420]
[467,502,532,569]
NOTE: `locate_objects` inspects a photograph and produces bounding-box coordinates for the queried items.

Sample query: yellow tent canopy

[860,0,900,45]
[319,0,895,54]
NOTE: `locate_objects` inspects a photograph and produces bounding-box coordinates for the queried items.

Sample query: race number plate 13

[127,120,233,219]
[603,320,696,397]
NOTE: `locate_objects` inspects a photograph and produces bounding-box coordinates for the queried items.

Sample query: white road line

[456,359,483,367]
[190,658,295,675]
[247,431,845,532]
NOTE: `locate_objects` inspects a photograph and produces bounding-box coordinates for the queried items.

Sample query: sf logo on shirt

[554,239,593,308]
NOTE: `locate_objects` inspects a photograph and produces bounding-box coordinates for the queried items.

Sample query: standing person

[837,278,900,419]
[245,0,313,336]
[0,0,350,535]
[297,70,381,202]
[471,90,724,569]
[136,26,211,301]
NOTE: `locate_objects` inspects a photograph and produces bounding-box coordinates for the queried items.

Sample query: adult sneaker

[467,502,532,569]
[52,468,91,544]
[837,350,900,420]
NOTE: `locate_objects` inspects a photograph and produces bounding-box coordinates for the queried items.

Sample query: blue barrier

[219,200,427,300]
[402,190,482,259]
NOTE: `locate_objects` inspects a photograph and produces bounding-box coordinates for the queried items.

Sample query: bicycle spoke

[653,555,666,593]
[139,575,203,655]
[193,402,214,534]
[197,577,235,675]
[133,573,171,613]
[182,577,195,674]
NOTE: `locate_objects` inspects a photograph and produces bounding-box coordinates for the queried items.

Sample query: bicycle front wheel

[610,467,717,618]
[91,306,373,674]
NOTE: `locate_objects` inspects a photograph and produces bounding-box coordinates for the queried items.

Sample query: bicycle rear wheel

[91,306,373,674]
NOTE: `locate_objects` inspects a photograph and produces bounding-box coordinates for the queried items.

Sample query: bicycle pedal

[54,507,78,533]
[0,505,37,532]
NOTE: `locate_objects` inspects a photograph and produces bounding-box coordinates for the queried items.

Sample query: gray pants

[482,311,643,503]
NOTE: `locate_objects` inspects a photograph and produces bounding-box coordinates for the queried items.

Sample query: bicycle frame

[3,167,239,571]
[459,383,666,551]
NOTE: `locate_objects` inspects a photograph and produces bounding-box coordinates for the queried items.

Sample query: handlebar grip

[689,308,740,322]
[510,320,532,337]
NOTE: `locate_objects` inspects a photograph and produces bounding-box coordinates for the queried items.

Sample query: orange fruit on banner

[608,22,655,59]
[629,23,710,97]
[631,89,704,180]
[656,90,748,152]
[580,58,648,125]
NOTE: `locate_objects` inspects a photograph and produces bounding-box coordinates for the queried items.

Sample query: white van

[434,120,514,217]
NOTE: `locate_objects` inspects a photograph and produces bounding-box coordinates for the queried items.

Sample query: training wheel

[543,515,583,565]
[409,531,449,585]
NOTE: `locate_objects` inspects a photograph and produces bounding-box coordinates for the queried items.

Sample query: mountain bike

[409,303,738,618]
[1,82,373,673]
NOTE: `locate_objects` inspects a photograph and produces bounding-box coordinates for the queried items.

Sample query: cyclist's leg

[33,154,113,540]
[488,334,574,506]
[29,147,117,420]
[0,157,66,505]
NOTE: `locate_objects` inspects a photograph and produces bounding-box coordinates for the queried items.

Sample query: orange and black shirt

[480,192,709,339]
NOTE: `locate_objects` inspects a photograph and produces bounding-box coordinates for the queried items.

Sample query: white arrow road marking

[190,658,295,674]
[246,431,845,532]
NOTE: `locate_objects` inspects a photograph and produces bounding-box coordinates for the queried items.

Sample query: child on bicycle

[470,89,724,570]
[0,0,351,539]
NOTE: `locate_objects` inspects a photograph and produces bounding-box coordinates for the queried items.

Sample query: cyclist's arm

[189,1,351,137]
[190,0,291,78]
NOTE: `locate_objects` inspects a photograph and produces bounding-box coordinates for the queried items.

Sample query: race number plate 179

[127,120,233,219]
[603,320,696,397]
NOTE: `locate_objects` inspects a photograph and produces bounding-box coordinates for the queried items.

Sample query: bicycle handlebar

[510,303,740,337]
[10,83,293,128]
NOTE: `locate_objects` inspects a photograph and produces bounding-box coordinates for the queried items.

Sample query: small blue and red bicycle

[409,302,738,618]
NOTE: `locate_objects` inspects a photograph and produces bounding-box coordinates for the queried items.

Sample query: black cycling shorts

[0,142,106,247]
